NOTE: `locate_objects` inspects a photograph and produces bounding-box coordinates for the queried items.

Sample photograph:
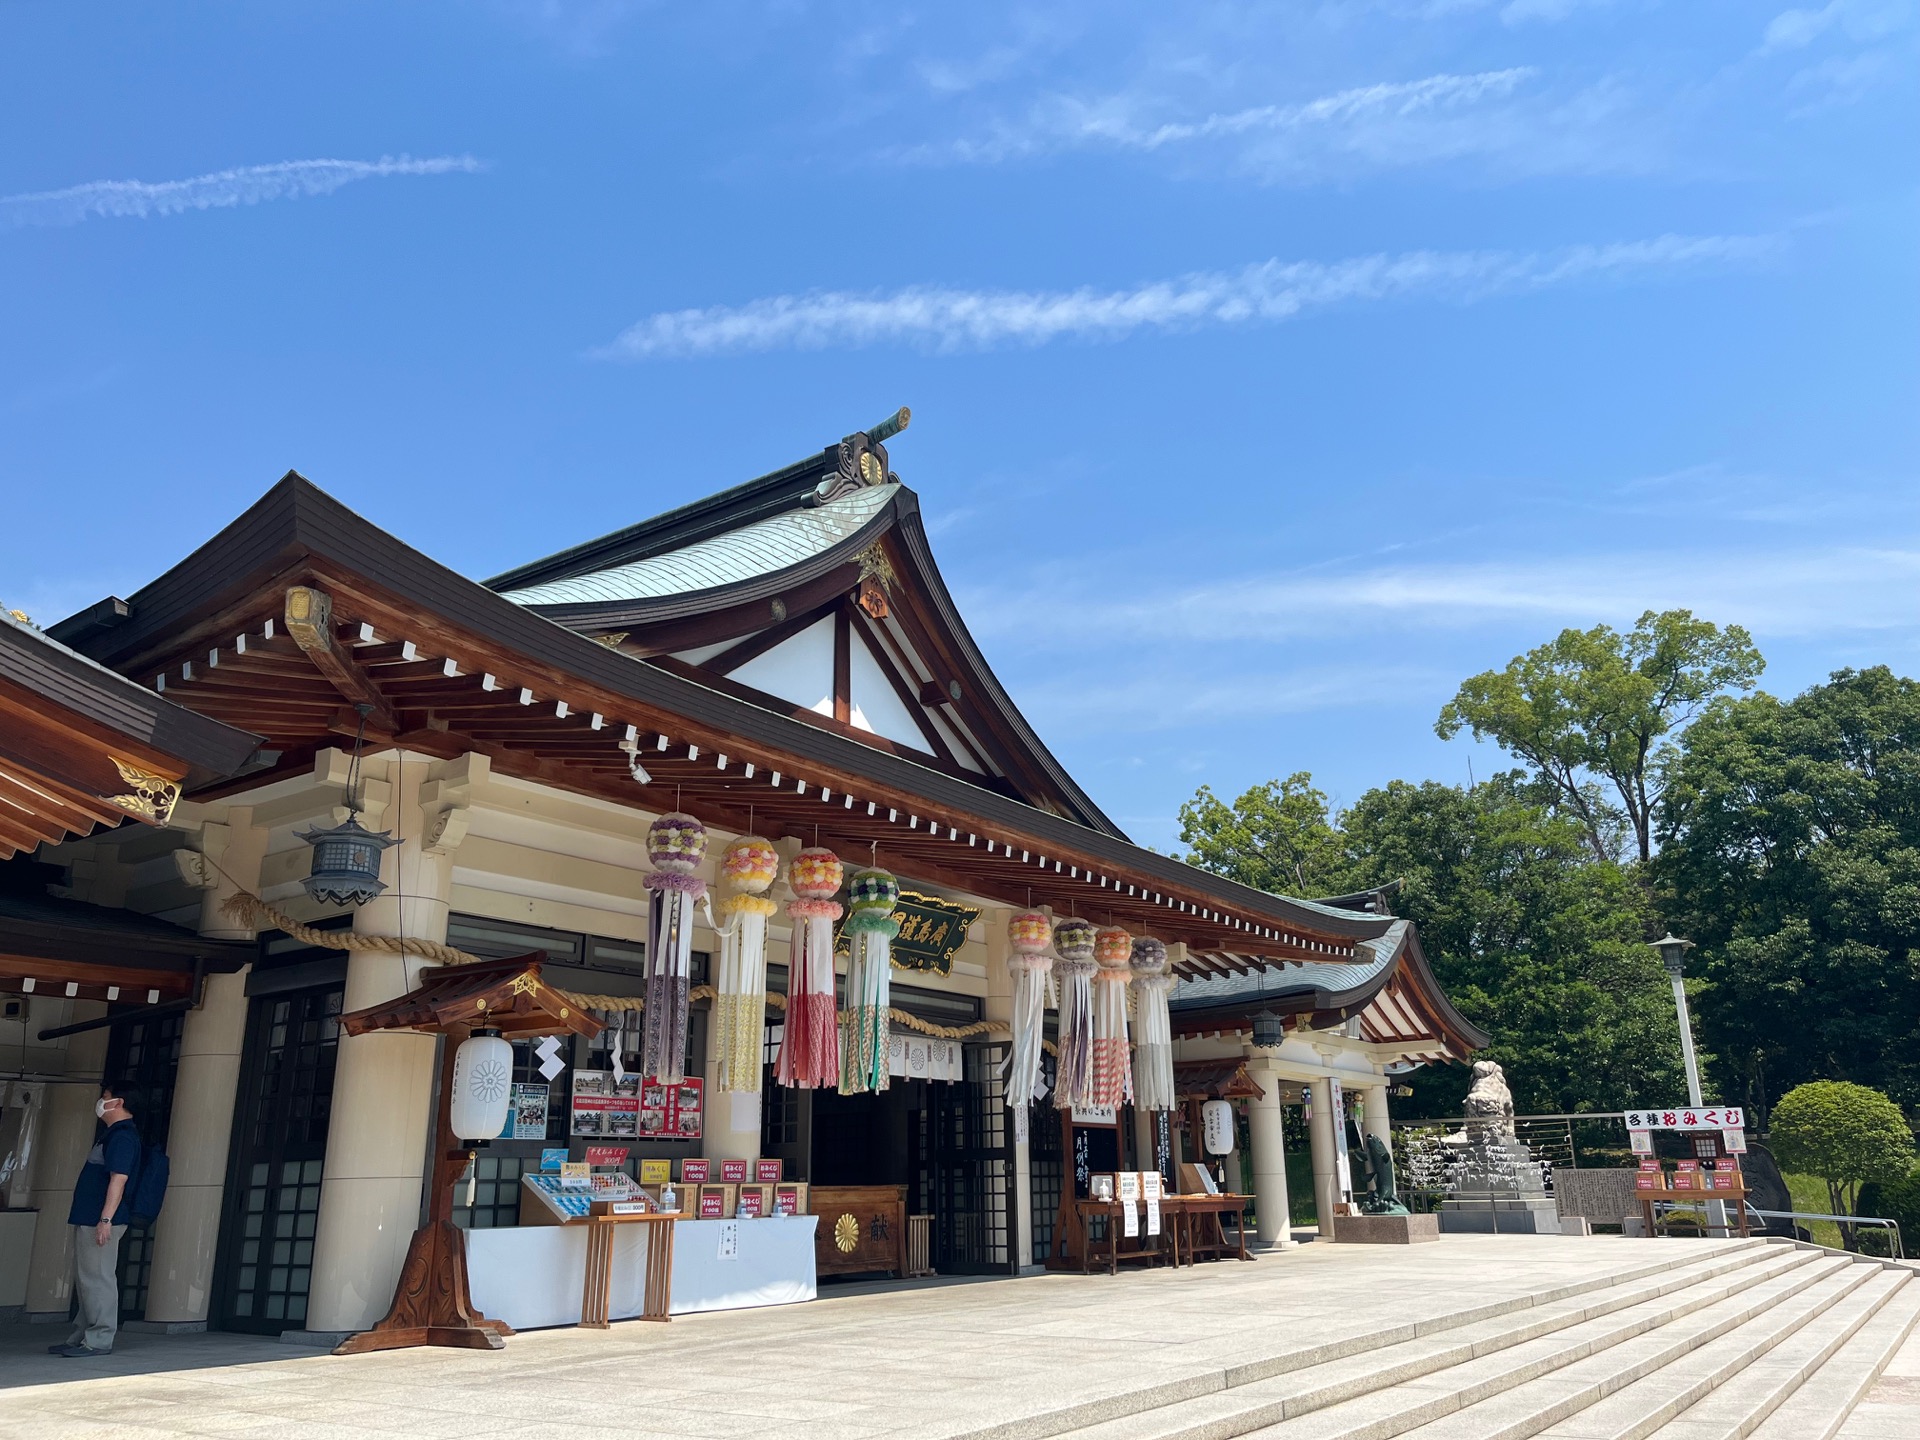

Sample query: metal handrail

[1650,1201,1905,1259]
[1750,1209,1905,1260]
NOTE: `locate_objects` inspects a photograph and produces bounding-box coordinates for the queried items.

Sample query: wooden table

[1072,1198,1173,1274]
[580,1207,681,1328]
[1165,1194,1254,1264]
[1639,1184,1749,1239]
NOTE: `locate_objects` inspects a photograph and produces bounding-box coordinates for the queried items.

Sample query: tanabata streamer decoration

[1051,918,1098,1110]
[713,836,780,1093]
[776,846,844,1089]
[839,868,901,1095]
[1130,937,1175,1112]
[642,813,707,1085]
[1004,911,1054,1109]
[1091,927,1135,1109]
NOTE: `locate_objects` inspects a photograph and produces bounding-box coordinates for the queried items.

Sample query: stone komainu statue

[1462,1059,1516,1138]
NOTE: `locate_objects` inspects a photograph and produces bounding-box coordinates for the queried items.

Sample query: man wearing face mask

[50,1082,141,1358]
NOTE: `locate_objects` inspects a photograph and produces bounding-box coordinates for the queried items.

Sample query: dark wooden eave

[0,614,262,859]
[56,472,1416,972]
[1169,926,1485,1059]
[0,887,253,1001]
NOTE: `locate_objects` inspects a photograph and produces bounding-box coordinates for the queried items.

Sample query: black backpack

[126,1145,169,1228]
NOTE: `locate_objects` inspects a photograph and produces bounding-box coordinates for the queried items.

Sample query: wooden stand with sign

[1049,1106,1121,1271]
[331,954,602,1356]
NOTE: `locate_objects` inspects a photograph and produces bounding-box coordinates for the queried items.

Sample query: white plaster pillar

[144,812,267,1326]
[1361,1083,1392,1150]
[304,752,457,1335]
[24,1005,110,1319]
[1244,1060,1296,1248]
[1308,1075,1340,1239]
[981,907,1033,1269]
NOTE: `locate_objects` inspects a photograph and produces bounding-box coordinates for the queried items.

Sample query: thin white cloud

[929,68,1537,163]
[597,232,1779,359]
[1761,0,1915,50]
[0,155,483,230]
[965,544,1920,651]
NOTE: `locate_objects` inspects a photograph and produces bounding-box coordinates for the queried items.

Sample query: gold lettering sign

[835,889,979,976]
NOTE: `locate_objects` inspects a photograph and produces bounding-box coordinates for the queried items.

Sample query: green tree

[1437,610,1763,864]
[1769,1080,1916,1250]
[1176,768,1684,1117]
[1177,772,1346,896]
[1338,774,1684,1116]
[1657,667,1920,1116]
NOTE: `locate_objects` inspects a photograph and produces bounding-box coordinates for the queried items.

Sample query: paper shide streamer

[1051,918,1097,1110]
[1131,937,1175,1112]
[1091,926,1135,1109]
[713,835,780,1092]
[839,867,900,1094]
[642,812,707,1084]
[1004,910,1054,1109]
[777,846,844,1088]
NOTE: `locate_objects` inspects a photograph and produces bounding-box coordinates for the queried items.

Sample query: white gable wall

[847,631,935,751]
[726,615,835,716]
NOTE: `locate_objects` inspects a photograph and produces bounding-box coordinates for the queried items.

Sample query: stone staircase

[1041,1239,1918,1440]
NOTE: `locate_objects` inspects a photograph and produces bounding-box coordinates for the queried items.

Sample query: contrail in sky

[598,233,1781,359]
[0,155,483,229]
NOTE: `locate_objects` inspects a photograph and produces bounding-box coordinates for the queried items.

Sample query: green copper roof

[502,484,896,607]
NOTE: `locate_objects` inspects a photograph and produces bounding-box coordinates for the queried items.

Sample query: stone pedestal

[1333,1213,1439,1244]
[1438,1197,1563,1234]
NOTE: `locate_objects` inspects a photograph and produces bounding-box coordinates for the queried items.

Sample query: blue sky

[3,2,1915,850]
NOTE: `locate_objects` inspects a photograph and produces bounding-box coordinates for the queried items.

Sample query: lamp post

[1652,934,1703,1107]
[1652,933,1727,1235]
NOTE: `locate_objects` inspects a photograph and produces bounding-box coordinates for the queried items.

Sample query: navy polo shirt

[69,1118,141,1227]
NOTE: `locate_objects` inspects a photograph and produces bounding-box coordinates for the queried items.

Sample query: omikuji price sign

[1625,1106,1746,1132]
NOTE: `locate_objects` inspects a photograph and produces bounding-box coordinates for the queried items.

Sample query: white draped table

[466,1214,818,1330]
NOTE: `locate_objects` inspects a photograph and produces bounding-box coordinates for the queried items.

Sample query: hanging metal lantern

[449,1028,514,1141]
[297,815,398,907]
[1251,1009,1285,1049]
[296,702,396,907]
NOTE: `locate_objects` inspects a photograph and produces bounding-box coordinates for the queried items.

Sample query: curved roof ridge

[502,484,895,607]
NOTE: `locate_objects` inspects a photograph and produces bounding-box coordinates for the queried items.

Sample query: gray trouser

[68,1224,125,1351]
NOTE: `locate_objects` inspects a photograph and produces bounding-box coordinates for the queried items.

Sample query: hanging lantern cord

[344,702,372,818]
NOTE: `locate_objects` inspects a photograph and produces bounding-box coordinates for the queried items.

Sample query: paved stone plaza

[2,1236,1916,1440]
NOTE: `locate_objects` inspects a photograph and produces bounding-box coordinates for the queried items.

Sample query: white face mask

[95,1098,113,1119]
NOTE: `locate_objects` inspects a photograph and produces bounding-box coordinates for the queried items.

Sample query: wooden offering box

[810,1185,907,1277]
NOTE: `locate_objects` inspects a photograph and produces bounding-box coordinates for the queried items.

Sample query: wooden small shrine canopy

[335,954,599,1357]
[1173,1059,1266,1101]
[339,951,603,1041]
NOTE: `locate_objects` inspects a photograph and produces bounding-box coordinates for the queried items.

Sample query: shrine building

[1,412,1482,1337]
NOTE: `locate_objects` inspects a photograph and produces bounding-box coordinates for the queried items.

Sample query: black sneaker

[47,1342,74,1354]
[54,1344,112,1357]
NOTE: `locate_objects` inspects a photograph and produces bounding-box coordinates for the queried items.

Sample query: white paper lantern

[1201,1099,1235,1156]
[449,1029,514,1141]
